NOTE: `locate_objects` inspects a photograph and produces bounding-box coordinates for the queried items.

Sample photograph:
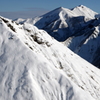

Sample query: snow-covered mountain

[17,5,100,68]
[65,21,100,68]
[0,16,100,100]
[20,5,98,41]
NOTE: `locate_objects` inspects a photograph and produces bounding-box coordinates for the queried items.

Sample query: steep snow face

[63,16,100,68]
[17,5,98,41]
[16,5,100,68]
[0,16,100,100]
[65,24,100,68]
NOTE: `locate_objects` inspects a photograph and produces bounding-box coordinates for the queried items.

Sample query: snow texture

[17,5,100,68]
[0,16,100,100]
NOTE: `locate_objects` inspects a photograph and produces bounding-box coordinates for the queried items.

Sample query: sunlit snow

[0,15,100,100]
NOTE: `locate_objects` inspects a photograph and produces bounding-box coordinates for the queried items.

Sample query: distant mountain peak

[17,5,100,68]
[46,6,68,15]
[1,14,100,100]
[71,5,97,15]
[71,5,83,10]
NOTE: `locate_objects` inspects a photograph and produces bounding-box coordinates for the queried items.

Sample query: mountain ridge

[0,16,100,100]
[15,5,100,68]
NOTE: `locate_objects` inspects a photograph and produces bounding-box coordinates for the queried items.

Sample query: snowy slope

[17,5,100,68]
[31,5,98,41]
[17,5,98,41]
[65,22,100,68]
[0,16,100,100]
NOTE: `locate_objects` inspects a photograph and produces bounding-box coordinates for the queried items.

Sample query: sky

[0,0,100,19]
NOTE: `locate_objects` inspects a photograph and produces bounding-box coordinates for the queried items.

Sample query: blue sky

[0,0,100,19]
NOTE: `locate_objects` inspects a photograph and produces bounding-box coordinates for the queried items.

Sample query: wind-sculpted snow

[0,16,100,100]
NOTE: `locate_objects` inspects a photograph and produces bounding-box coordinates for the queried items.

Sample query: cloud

[0,8,49,19]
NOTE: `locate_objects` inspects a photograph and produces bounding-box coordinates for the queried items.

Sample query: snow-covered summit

[19,5,98,41]
[16,5,100,68]
[0,16,100,100]
[71,5,98,18]
[62,5,97,18]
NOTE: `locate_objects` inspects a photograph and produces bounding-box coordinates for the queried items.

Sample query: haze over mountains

[0,5,100,100]
[15,5,100,68]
